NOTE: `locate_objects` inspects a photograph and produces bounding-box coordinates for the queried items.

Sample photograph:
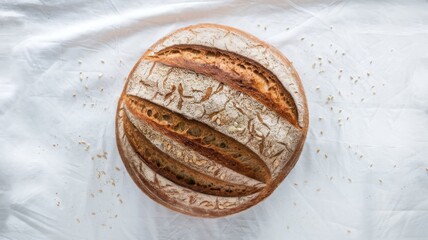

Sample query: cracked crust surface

[116,24,308,217]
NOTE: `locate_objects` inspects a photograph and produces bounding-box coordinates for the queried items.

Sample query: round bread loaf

[116,24,309,217]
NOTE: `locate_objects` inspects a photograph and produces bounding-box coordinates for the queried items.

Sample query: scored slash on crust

[147,44,300,128]
[117,106,261,217]
[124,94,271,184]
[123,112,262,197]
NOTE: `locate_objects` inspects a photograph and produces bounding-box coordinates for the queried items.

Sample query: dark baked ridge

[124,95,271,183]
[117,105,264,218]
[123,113,262,197]
[148,44,299,128]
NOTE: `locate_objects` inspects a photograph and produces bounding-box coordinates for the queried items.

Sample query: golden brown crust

[116,23,309,217]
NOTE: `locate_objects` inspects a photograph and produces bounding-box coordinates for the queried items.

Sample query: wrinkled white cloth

[1,1,428,239]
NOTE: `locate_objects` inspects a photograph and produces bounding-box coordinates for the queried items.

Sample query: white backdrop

[1,1,428,239]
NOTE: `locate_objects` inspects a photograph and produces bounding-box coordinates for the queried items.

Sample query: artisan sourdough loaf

[116,24,309,217]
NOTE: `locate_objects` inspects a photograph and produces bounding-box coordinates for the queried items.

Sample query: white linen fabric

[1,1,427,239]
